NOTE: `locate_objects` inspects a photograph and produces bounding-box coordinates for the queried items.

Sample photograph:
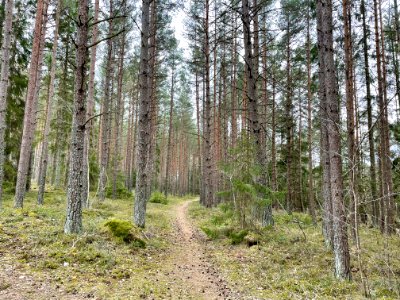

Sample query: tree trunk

[318,0,351,279]
[201,0,214,208]
[134,0,152,227]
[361,0,378,226]
[14,0,48,208]
[98,2,114,201]
[241,0,273,226]
[37,0,61,205]
[164,66,175,197]
[343,0,357,240]
[64,0,89,234]
[285,18,294,213]
[306,7,316,224]
[317,0,333,248]
[112,29,126,199]
[0,0,14,207]
[82,0,99,207]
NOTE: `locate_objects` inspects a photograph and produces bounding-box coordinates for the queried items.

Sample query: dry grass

[189,201,400,300]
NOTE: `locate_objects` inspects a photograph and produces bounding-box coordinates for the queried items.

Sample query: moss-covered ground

[189,201,400,300]
[0,189,196,299]
[1,190,399,299]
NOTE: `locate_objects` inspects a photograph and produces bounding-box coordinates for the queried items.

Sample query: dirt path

[169,199,238,300]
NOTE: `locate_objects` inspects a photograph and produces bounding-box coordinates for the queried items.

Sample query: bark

[37,0,61,205]
[317,0,333,248]
[343,0,357,240]
[285,18,294,213]
[241,0,273,225]
[361,0,378,225]
[14,0,48,208]
[98,1,114,201]
[64,0,89,234]
[146,0,157,199]
[201,0,214,207]
[231,14,237,148]
[112,30,126,199]
[0,0,14,206]
[374,0,395,234]
[318,0,351,279]
[306,7,316,224]
[125,87,135,190]
[271,74,277,193]
[164,66,175,197]
[134,0,152,227]
[82,0,99,207]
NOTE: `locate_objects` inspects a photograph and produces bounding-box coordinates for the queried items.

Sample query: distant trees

[0,0,399,286]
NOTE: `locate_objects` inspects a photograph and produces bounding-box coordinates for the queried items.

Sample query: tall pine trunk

[318,0,351,279]
[0,0,14,206]
[14,0,48,208]
[134,0,152,227]
[37,0,61,205]
[82,0,99,207]
[64,0,89,234]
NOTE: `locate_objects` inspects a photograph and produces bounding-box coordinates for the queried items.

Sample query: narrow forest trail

[168,199,239,300]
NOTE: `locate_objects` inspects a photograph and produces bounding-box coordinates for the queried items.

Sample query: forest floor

[0,190,399,299]
[0,190,243,299]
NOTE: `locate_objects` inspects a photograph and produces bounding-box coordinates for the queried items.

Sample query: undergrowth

[0,189,191,299]
[189,201,400,300]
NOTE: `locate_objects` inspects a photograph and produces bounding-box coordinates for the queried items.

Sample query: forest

[0,0,399,298]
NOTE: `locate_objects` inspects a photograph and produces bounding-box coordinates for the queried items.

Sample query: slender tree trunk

[146,0,158,199]
[375,0,395,234]
[306,7,316,223]
[64,0,89,234]
[134,0,152,227]
[271,74,277,193]
[361,0,378,226]
[318,0,351,279]
[241,0,273,225]
[112,30,126,199]
[343,0,357,240]
[285,18,294,213]
[82,0,99,207]
[14,0,48,208]
[0,0,14,207]
[164,66,175,197]
[37,0,61,205]
[231,14,237,148]
[201,0,214,208]
[317,0,333,248]
[98,2,114,201]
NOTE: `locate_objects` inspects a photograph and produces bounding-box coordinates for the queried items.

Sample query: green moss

[104,219,146,247]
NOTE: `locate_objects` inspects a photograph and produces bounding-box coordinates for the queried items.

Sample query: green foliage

[219,136,275,228]
[105,175,132,199]
[149,191,168,205]
[228,230,248,245]
[104,219,145,247]
[200,226,220,239]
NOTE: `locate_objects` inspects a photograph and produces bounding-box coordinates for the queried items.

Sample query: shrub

[104,219,146,247]
[149,191,168,205]
[228,230,248,245]
[200,226,220,239]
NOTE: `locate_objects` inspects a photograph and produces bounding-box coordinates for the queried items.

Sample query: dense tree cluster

[0,0,399,289]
